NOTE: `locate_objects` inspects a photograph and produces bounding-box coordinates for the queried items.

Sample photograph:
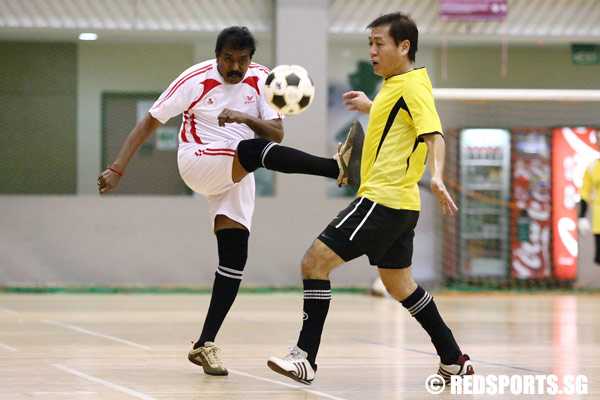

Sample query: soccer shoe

[334,120,364,187]
[436,354,474,384]
[267,346,316,385]
[188,341,228,376]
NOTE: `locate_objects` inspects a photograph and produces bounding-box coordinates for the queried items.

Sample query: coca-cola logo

[557,217,578,258]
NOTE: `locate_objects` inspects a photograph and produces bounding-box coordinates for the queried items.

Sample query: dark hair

[367,12,418,62]
[215,26,256,57]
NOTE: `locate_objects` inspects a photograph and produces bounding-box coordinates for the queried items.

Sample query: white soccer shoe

[267,346,316,385]
[436,354,475,384]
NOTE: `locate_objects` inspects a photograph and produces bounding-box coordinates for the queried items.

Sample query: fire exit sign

[571,44,600,65]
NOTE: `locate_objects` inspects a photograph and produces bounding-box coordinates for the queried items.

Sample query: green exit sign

[571,44,600,65]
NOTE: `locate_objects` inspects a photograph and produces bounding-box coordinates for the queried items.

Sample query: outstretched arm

[218,109,283,143]
[422,133,458,216]
[97,113,162,195]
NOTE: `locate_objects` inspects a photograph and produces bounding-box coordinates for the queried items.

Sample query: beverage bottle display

[516,209,530,242]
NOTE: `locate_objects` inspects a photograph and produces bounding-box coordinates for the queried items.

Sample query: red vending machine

[510,130,552,279]
[552,127,600,280]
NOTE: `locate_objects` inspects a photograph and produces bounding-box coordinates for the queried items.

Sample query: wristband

[108,166,123,176]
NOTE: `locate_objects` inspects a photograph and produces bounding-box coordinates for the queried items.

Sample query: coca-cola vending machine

[552,127,600,281]
[510,130,552,279]
[458,128,511,280]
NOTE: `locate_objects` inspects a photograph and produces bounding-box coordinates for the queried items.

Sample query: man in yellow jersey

[578,130,600,264]
[268,12,473,385]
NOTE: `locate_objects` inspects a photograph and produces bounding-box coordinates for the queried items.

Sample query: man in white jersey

[97,26,363,376]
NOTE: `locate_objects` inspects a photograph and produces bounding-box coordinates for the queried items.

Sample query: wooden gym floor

[1,292,598,399]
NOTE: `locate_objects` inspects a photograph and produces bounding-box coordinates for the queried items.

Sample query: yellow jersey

[580,159,600,233]
[357,67,442,210]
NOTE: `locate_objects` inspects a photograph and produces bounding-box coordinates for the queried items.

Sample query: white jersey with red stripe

[149,59,281,144]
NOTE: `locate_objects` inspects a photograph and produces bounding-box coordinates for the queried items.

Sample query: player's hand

[431,177,458,216]
[578,217,591,236]
[342,91,372,114]
[97,167,122,195]
[218,109,247,127]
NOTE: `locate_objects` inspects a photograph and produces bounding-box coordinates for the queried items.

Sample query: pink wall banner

[440,0,508,20]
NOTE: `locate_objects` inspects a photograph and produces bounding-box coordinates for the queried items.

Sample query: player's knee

[379,269,417,300]
[237,138,276,173]
[215,228,249,271]
[301,241,334,279]
[301,255,316,278]
[386,285,414,301]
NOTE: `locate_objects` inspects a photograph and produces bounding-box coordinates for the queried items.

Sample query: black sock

[401,286,462,365]
[237,138,338,179]
[296,279,331,369]
[595,234,600,264]
[196,229,249,348]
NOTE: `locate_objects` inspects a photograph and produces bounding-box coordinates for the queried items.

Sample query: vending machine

[510,130,552,279]
[552,127,600,280]
[447,127,600,285]
[458,128,511,280]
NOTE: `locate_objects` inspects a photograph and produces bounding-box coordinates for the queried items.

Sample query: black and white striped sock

[216,265,243,280]
[297,279,331,369]
[197,229,248,347]
[401,285,462,365]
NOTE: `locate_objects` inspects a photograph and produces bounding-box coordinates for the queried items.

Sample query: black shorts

[318,197,419,269]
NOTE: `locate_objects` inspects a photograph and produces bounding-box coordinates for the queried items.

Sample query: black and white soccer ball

[264,65,314,116]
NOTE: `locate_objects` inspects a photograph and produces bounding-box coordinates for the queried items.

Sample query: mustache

[227,70,243,78]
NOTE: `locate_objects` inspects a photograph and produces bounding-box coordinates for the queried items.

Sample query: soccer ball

[264,65,314,116]
[370,277,390,298]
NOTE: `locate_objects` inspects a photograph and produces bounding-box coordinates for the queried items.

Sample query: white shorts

[177,140,255,231]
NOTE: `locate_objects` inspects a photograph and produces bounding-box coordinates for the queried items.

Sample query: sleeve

[149,70,197,124]
[404,77,443,137]
[580,162,593,203]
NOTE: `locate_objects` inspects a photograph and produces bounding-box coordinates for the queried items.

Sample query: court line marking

[0,307,18,314]
[41,319,152,350]
[32,391,97,395]
[229,368,347,400]
[0,342,17,351]
[51,364,155,400]
[350,338,547,374]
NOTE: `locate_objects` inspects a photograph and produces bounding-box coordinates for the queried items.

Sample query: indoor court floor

[1,292,598,399]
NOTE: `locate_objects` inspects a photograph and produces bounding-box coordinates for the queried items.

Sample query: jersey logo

[205,96,216,107]
[244,95,256,104]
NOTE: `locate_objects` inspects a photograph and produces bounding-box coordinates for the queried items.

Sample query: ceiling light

[78,33,98,41]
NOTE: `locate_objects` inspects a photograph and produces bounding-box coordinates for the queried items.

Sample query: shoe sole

[188,353,228,376]
[267,360,312,385]
[437,360,474,384]
[346,121,364,186]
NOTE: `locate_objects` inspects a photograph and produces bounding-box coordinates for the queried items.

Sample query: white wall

[77,42,195,194]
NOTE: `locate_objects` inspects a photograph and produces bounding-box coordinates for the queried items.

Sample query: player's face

[216,45,252,84]
[368,25,411,79]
